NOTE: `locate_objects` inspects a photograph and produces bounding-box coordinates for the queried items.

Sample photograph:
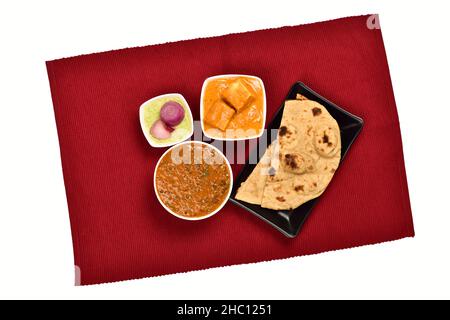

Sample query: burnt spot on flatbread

[312,107,322,116]
[284,154,300,169]
[313,182,317,187]
[295,185,304,192]
[268,167,276,176]
[330,168,336,173]
[322,133,334,147]
[279,126,288,137]
[276,196,286,202]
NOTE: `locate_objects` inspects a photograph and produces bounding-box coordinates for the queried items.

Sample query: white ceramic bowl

[139,93,194,148]
[200,74,266,141]
[153,141,233,221]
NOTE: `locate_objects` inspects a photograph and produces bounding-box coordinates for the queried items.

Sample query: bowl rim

[139,93,194,148]
[153,141,234,221]
[200,74,267,141]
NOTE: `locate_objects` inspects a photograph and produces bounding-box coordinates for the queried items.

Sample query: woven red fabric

[46,15,414,285]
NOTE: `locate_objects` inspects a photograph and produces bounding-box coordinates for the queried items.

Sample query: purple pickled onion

[160,101,185,127]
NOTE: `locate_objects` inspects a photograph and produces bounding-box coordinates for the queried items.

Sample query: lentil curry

[155,142,231,218]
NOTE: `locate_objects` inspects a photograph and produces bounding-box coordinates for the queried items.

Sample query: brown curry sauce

[155,143,231,218]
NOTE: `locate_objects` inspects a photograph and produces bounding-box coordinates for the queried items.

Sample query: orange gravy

[202,76,264,139]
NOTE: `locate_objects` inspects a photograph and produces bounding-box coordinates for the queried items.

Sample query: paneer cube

[221,79,254,111]
[204,100,236,131]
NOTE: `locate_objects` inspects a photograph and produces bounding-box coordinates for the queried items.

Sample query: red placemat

[47,15,414,285]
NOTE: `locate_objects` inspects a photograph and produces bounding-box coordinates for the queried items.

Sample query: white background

[0,0,449,300]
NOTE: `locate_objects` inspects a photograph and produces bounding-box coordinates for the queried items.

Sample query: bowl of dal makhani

[154,141,233,220]
[200,74,266,141]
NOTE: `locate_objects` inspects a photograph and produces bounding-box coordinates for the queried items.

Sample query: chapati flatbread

[235,145,273,205]
[236,98,341,210]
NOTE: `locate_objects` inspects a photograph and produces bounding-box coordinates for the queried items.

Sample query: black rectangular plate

[229,82,364,238]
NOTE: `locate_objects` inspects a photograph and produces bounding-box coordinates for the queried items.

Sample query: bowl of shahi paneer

[200,74,266,141]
